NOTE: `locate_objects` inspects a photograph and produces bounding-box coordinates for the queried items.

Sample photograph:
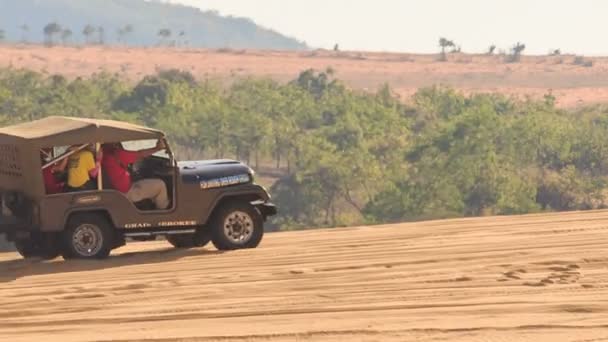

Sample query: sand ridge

[2,45,608,108]
[1,209,608,341]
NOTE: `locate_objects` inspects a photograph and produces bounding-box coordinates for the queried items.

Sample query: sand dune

[2,45,608,107]
[1,210,608,341]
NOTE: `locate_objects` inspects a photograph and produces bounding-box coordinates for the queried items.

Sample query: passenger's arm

[135,140,166,160]
[52,159,67,173]
[51,153,70,173]
[87,152,101,179]
[89,163,101,179]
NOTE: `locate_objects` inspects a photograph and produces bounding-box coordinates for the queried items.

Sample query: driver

[101,140,169,210]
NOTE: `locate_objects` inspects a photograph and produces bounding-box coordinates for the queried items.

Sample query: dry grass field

[2,45,608,107]
[2,209,608,341]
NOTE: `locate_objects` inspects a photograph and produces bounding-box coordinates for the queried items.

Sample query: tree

[439,37,454,53]
[333,43,339,52]
[292,68,338,100]
[438,37,455,61]
[43,22,62,46]
[506,42,526,63]
[124,24,134,36]
[177,30,186,46]
[514,42,526,56]
[61,29,73,45]
[117,24,134,44]
[82,25,96,44]
[158,28,172,46]
[19,24,29,43]
[487,45,496,55]
[116,28,125,43]
[0,29,5,43]
[97,26,105,45]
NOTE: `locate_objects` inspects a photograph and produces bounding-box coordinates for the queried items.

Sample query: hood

[178,159,253,185]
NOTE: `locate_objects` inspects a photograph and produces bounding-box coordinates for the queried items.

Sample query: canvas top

[0,116,163,147]
[0,116,165,199]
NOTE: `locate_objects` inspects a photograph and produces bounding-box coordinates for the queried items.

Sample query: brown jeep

[0,116,277,259]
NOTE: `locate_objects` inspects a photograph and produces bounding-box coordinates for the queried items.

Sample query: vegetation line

[0,67,607,232]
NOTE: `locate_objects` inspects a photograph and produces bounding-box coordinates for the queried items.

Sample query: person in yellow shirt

[66,145,102,192]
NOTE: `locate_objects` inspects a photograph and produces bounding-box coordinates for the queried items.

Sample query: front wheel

[210,201,264,251]
[62,213,115,260]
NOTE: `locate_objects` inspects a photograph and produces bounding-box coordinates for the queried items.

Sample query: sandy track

[3,45,608,107]
[2,210,608,341]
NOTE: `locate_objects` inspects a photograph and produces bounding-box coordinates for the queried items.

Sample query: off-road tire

[14,233,61,260]
[14,240,36,258]
[210,201,264,251]
[167,230,211,249]
[62,213,115,260]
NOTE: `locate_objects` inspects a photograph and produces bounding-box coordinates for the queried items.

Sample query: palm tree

[117,24,134,44]
[123,24,134,44]
[513,42,526,55]
[124,24,134,35]
[438,37,455,61]
[508,42,526,62]
[439,37,455,54]
[157,28,172,46]
[117,28,124,43]
[97,26,105,45]
[178,30,186,46]
[43,22,62,46]
[83,24,96,44]
[19,24,29,43]
[61,29,73,45]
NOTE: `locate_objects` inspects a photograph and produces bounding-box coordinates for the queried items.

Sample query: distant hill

[0,0,307,50]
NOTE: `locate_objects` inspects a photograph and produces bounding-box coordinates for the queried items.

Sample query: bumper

[252,201,278,220]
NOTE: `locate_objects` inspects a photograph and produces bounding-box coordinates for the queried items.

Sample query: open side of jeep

[0,116,277,259]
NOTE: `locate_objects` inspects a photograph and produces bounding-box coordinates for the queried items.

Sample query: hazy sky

[173,0,605,55]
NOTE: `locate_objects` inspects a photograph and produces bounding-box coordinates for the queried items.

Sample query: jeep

[0,116,277,259]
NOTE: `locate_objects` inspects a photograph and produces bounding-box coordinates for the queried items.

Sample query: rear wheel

[14,240,36,258]
[167,230,211,249]
[14,233,61,260]
[210,201,264,251]
[62,213,115,260]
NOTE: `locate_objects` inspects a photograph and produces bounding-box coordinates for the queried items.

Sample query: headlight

[260,185,271,199]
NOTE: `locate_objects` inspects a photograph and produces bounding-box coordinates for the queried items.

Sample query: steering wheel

[128,161,145,181]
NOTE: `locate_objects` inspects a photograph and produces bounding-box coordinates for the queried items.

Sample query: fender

[39,192,124,232]
[202,184,271,224]
[57,207,118,233]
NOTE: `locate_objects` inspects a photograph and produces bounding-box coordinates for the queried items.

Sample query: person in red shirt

[40,148,68,194]
[101,140,169,210]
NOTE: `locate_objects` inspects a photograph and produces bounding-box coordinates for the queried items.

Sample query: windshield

[121,139,170,159]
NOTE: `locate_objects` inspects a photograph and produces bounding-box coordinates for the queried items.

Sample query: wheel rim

[72,224,103,257]
[223,211,254,245]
